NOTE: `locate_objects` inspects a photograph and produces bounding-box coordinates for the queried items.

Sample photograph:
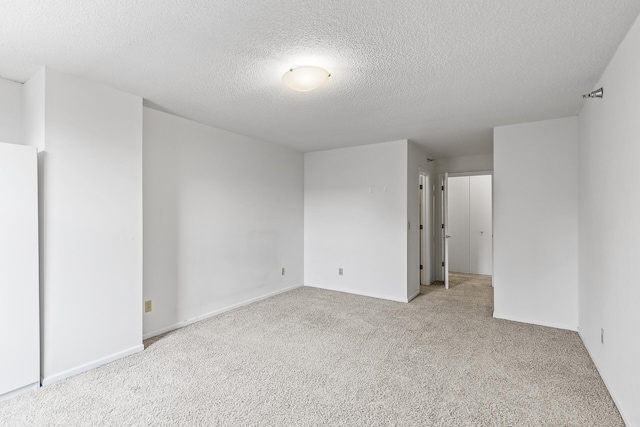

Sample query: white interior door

[447,176,470,273]
[420,172,432,285]
[442,173,450,289]
[469,175,493,275]
[419,175,425,285]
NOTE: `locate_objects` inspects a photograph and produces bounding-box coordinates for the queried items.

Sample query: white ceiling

[2,1,639,158]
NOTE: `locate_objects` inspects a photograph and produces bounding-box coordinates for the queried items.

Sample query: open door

[419,172,432,286]
[442,173,450,289]
[419,175,425,285]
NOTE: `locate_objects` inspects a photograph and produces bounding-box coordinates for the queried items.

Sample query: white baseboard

[407,290,421,302]
[492,312,577,332]
[578,331,634,427]
[143,283,303,340]
[304,283,411,303]
[41,344,144,386]
[0,381,39,402]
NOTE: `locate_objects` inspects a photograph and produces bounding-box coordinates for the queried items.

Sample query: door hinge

[441,185,444,191]
[441,224,444,229]
[420,265,423,270]
[442,262,445,267]
[420,224,423,230]
[420,184,423,190]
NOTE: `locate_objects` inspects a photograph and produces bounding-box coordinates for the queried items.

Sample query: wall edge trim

[305,283,409,303]
[41,344,144,387]
[143,283,304,340]
[578,331,634,427]
[493,311,577,331]
[407,290,421,302]
[0,382,40,403]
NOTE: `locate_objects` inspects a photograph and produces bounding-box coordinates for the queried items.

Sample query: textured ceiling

[2,1,640,157]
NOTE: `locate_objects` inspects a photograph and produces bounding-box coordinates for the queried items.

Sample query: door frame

[434,170,493,286]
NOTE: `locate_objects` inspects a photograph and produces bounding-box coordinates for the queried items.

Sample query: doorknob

[445,235,451,239]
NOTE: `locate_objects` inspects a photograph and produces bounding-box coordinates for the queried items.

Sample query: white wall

[433,153,493,175]
[493,117,578,331]
[305,140,410,302]
[143,108,304,338]
[22,69,45,151]
[0,143,39,400]
[25,68,144,385]
[577,13,640,426]
[0,78,23,145]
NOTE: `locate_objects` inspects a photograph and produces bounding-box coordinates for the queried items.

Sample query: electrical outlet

[281,267,285,275]
[145,300,152,313]
[601,328,604,344]
[338,268,343,276]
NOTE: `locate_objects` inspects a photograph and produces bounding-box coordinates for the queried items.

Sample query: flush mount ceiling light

[282,66,331,92]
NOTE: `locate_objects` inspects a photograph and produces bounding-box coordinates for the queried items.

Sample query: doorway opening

[435,172,493,290]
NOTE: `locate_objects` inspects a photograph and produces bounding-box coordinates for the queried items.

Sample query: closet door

[0,142,40,399]
[470,175,492,275]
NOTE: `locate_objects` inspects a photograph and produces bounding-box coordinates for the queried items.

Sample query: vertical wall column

[23,68,144,385]
[493,117,578,330]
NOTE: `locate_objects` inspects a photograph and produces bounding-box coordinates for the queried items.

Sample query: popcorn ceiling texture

[1,1,639,157]
[0,275,622,426]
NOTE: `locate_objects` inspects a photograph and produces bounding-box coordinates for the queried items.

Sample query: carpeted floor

[431,271,489,290]
[0,275,623,426]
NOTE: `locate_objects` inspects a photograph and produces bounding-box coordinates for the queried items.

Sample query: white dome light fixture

[282,66,331,92]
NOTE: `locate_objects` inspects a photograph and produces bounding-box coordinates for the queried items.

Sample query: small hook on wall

[582,87,604,99]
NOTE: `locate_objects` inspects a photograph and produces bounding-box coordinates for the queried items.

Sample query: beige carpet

[0,275,623,426]
[431,271,489,289]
